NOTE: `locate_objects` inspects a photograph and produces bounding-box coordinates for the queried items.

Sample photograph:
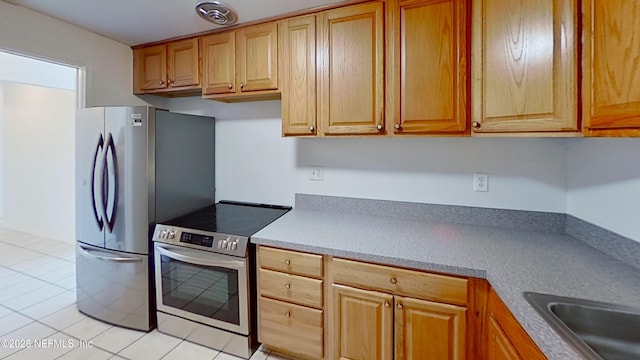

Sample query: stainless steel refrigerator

[75,106,215,331]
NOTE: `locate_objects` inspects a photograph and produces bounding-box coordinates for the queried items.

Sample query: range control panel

[152,225,249,257]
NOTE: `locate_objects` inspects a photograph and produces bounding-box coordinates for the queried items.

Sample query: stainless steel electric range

[151,200,291,359]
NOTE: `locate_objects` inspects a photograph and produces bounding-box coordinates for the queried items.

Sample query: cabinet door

[471,0,577,133]
[583,0,640,134]
[167,38,199,89]
[389,0,468,134]
[135,44,167,92]
[318,2,385,135]
[395,296,466,360]
[280,15,317,136]
[237,22,279,92]
[488,315,522,360]
[332,284,393,360]
[202,32,236,95]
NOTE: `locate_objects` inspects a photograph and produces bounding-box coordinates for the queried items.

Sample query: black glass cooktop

[163,200,291,237]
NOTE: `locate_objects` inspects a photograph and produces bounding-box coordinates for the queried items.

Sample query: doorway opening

[0,50,80,244]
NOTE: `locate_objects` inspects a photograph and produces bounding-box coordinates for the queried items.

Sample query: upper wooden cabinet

[280,15,317,136]
[387,0,469,135]
[133,38,200,95]
[471,0,579,134]
[203,22,279,102]
[582,0,640,136]
[318,2,385,136]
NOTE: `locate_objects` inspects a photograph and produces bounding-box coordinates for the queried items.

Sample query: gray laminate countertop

[252,196,640,360]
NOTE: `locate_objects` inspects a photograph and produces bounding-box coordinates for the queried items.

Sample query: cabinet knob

[285,311,291,318]
[397,303,404,309]
[284,259,291,265]
[284,283,291,289]
[167,79,172,85]
[394,123,401,130]
[309,125,315,132]
[390,277,397,284]
[240,82,244,89]
[384,302,391,308]
[228,83,233,89]
[472,121,481,129]
[159,80,164,85]
[377,124,383,131]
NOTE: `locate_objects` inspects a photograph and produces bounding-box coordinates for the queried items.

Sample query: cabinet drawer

[259,296,324,359]
[259,246,323,278]
[331,258,468,306]
[259,268,323,308]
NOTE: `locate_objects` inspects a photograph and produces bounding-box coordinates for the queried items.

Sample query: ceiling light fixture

[195,1,238,26]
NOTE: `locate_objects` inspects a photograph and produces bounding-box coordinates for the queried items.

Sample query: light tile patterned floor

[0,229,289,360]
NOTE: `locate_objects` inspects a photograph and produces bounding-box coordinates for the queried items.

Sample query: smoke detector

[195,1,238,26]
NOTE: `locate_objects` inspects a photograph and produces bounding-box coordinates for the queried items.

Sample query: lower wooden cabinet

[332,285,394,360]
[486,288,545,360]
[259,296,324,359]
[257,246,325,359]
[332,284,466,360]
[395,296,466,360]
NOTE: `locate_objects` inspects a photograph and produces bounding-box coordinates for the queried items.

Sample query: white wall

[1,81,76,243]
[0,85,3,220]
[149,97,568,212]
[0,1,144,107]
[566,139,640,242]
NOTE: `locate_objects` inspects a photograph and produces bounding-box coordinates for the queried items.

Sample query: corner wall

[566,139,640,242]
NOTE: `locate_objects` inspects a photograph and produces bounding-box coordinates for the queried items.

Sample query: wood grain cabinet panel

[133,38,200,95]
[280,15,317,136]
[332,284,394,360]
[488,315,523,360]
[202,32,236,95]
[237,22,279,92]
[332,257,468,306]
[388,0,468,135]
[135,44,167,92]
[167,38,200,88]
[395,296,467,360]
[259,246,323,278]
[486,288,545,360]
[259,296,324,359]
[259,268,323,309]
[583,0,640,136]
[471,0,578,133]
[318,2,385,135]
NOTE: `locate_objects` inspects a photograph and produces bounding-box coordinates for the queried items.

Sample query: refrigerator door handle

[91,134,104,230]
[78,245,143,263]
[104,133,118,232]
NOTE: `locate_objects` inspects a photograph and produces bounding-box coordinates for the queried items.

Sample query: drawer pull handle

[384,301,391,308]
[397,303,404,310]
[285,311,291,318]
[284,259,291,265]
[284,283,291,289]
[390,277,397,284]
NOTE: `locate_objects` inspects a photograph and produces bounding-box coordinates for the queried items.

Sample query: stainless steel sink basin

[524,292,640,360]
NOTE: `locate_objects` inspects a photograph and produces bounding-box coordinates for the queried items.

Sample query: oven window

[160,254,240,325]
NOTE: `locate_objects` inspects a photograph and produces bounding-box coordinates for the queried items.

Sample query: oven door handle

[155,244,246,269]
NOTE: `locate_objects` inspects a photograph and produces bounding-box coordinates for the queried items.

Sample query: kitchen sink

[524,292,640,360]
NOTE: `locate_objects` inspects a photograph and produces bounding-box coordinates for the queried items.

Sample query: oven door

[154,243,249,335]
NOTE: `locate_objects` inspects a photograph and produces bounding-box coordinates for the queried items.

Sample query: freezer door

[76,243,153,331]
[104,106,152,254]
[76,107,106,248]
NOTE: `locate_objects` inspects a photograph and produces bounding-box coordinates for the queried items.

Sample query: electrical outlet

[474,173,488,192]
[310,166,324,181]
